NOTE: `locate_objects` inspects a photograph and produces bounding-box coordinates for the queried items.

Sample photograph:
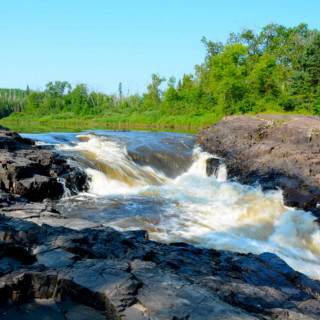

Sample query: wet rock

[13,175,64,201]
[0,131,34,151]
[1,129,320,319]
[197,115,320,215]
[206,157,223,178]
[61,170,88,194]
[0,212,320,319]
[0,131,88,201]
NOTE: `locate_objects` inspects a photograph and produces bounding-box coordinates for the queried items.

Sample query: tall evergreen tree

[291,32,320,107]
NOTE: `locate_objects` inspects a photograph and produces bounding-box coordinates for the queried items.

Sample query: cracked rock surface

[1,129,320,319]
[1,212,320,319]
[0,130,88,201]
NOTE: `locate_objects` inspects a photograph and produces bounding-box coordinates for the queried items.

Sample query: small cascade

[58,133,170,195]
[57,177,72,198]
[24,131,320,280]
[206,157,227,181]
[216,163,227,182]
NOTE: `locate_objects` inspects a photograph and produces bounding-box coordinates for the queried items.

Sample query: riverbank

[0,110,221,133]
[0,120,203,134]
[198,114,320,218]
[1,131,320,318]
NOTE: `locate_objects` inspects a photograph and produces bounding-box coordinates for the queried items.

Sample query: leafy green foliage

[0,88,28,118]
[291,32,320,110]
[1,23,319,127]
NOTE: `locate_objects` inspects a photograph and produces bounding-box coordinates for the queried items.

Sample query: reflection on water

[23,130,320,280]
[4,122,199,134]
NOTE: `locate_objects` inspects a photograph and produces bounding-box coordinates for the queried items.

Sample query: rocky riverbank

[197,114,320,218]
[0,131,88,201]
[1,130,320,319]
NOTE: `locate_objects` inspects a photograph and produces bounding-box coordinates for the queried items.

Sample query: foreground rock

[197,115,320,216]
[1,129,320,319]
[0,131,88,201]
[1,211,320,319]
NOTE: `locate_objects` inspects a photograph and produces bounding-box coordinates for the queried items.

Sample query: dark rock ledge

[197,114,320,218]
[0,131,88,201]
[1,131,320,319]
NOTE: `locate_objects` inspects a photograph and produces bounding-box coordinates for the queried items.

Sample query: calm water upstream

[21,130,320,279]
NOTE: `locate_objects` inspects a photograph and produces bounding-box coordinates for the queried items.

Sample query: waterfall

[25,131,320,280]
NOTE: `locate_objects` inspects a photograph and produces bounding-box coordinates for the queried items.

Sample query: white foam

[86,168,143,195]
[58,133,320,279]
[59,133,169,195]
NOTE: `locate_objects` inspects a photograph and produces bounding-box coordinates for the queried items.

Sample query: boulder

[0,131,88,201]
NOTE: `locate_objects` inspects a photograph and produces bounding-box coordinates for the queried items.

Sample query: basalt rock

[0,131,88,201]
[0,210,320,319]
[206,157,224,178]
[2,130,320,319]
[0,131,35,151]
[197,115,320,216]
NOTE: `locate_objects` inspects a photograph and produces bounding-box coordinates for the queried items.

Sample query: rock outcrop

[197,115,320,216]
[1,210,320,319]
[0,131,88,201]
[1,129,320,319]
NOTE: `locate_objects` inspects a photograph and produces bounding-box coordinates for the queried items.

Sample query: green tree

[143,74,166,109]
[70,84,89,115]
[26,92,44,114]
[291,32,320,109]
[45,81,71,97]
[228,28,260,57]
[44,81,71,111]
[207,43,248,114]
[247,54,281,98]
[164,77,179,103]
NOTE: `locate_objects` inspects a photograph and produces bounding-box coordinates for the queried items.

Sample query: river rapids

[23,130,320,280]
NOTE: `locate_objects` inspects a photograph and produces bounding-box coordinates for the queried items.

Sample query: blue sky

[1,0,319,94]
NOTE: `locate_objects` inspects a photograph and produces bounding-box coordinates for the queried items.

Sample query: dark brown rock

[1,129,320,319]
[197,115,320,215]
[0,131,34,151]
[206,157,223,177]
[13,175,64,201]
[0,213,320,319]
[0,131,88,201]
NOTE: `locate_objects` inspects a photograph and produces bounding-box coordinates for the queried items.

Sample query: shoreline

[1,128,320,319]
[197,114,320,218]
[0,119,206,134]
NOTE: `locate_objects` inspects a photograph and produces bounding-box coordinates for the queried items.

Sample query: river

[21,129,320,279]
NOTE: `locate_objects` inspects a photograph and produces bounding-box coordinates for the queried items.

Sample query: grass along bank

[0,111,220,134]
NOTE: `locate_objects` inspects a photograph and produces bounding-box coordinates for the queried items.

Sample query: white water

[54,133,320,279]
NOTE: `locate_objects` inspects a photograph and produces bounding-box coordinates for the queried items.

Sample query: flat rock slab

[1,128,320,319]
[1,214,320,319]
[0,299,106,320]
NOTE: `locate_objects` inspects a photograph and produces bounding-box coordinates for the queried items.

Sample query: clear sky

[1,0,319,94]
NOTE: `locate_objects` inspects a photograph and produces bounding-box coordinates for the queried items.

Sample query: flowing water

[22,130,320,279]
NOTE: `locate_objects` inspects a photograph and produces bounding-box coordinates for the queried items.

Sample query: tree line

[0,88,29,118]
[1,23,320,123]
